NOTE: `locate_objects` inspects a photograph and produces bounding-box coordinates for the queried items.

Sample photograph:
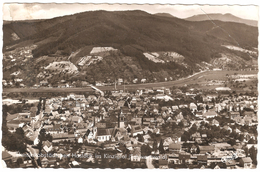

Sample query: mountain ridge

[185,13,258,27]
[2,10,258,87]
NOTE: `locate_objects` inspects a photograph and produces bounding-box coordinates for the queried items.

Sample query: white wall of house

[97,135,111,142]
[133,131,143,137]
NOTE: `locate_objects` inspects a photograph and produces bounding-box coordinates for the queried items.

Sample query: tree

[190,124,197,133]
[244,147,249,157]
[141,144,151,156]
[42,98,46,111]
[238,134,245,142]
[137,134,144,142]
[181,131,190,142]
[15,127,25,138]
[172,122,178,130]
[158,139,164,154]
[206,105,209,111]
[153,140,158,152]
[248,138,255,144]
[2,130,27,153]
[249,146,257,165]
[178,121,184,128]
[227,139,236,146]
[46,133,53,142]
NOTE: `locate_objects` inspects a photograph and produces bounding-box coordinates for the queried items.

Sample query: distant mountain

[185,13,258,27]
[154,13,175,18]
[2,10,258,87]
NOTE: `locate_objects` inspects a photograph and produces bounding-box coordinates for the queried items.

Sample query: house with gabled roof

[225,160,237,169]
[197,155,207,165]
[96,128,114,142]
[169,143,181,153]
[7,120,25,132]
[203,110,217,118]
[130,147,141,162]
[44,124,62,134]
[190,103,197,112]
[28,130,40,145]
[179,153,191,164]
[2,151,13,167]
[131,125,143,136]
[199,145,215,154]
[211,119,219,127]
[71,116,83,123]
[159,159,169,169]
[190,145,198,154]
[230,111,240,120]
[244,116,252,126]
[191,132,201,143]
[42,140,53,153]
[223,125,232,133]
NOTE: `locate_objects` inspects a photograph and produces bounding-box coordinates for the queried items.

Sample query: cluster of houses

[2,87,257,169]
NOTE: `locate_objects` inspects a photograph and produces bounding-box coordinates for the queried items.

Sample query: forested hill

[185,13,258,27]
[2,10,258,86]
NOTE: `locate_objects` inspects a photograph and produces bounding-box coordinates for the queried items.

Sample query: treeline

[2,105,31,153]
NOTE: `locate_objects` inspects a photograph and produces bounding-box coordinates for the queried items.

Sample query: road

[3,70,209,93]
[146,156,155,169]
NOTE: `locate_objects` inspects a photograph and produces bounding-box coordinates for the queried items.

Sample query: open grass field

[195,70,257,81]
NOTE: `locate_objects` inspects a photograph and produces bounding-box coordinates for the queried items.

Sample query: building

[203,110,217,119]
[169,143,181,153]
[190,103,197,112]
[118,113,125,128]
[197,155,207,165]
[179,153,191,164]
[131,125,143,136]
[7,120,25,132]
[215,87,231,91]
[159,159,169,169]
[130,147,141,162]
[239,157,252,168]
[42,140,53,153]
[199,145,215,154]
[96,128,113,142]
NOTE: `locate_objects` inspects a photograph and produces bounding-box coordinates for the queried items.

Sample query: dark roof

[169,143,181,149]
[199,145,215,151]
[197,155,207,161]
[7,119,23,125]
[225,160,236,166]
[96,128,114,136]
[85,129,91,137]
[241,157,252,163]
[230,111,240,115]
[6,113,19,121]
[159,159,168,165]
[42,140,52,147]
[2,151,12,160]
[179,154,191,160]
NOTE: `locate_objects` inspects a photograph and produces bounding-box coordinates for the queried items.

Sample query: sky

[2,1,259,21]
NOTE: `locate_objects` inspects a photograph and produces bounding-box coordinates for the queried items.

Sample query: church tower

[118,111,125,128]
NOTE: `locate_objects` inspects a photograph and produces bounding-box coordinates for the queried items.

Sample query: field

[196,70,257,81]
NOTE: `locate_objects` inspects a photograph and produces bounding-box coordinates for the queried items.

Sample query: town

[2,85,258,169]
[2,4,259,169]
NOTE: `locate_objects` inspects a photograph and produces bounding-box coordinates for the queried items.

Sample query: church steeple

[118,109,125,128]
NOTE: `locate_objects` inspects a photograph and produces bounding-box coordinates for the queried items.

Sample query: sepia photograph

[1,1,258,169]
